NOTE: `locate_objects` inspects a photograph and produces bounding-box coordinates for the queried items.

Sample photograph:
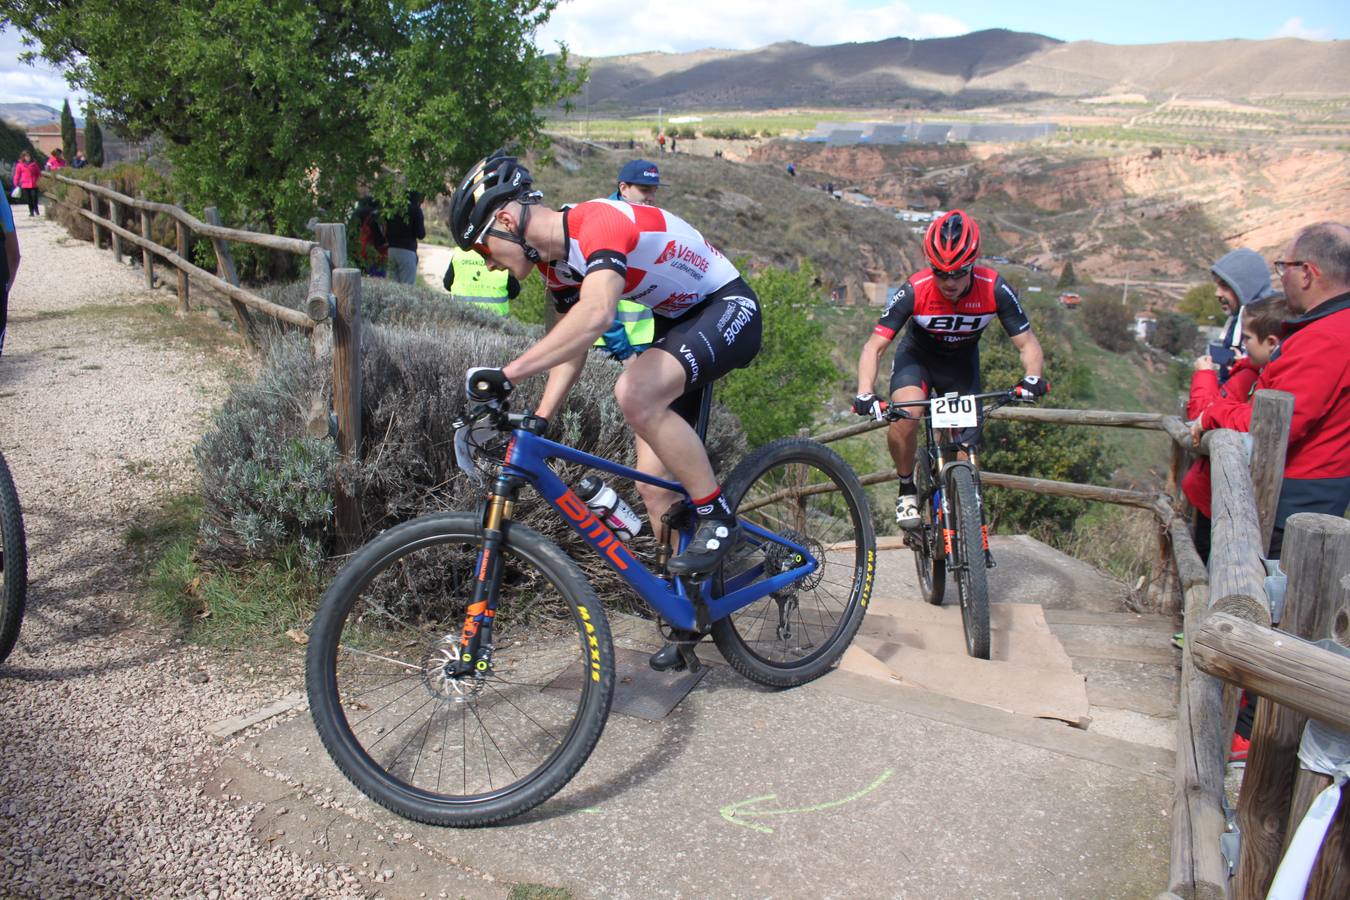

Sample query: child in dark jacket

[1183,296,1287,560]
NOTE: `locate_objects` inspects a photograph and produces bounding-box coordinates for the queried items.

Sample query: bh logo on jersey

[655,240,710,275]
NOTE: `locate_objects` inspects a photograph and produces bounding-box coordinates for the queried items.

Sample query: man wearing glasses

[1195,222,1350,557]
[853,209,1045,527]
[448,151,762,578]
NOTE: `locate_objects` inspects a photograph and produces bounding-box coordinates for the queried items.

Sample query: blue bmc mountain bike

[306,397,875,826]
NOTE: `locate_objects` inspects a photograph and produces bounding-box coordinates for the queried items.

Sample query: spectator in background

[1210,248,1276,383]
[1195,223,1350,558]
[657,132,666,153]
[601,161,661,363]
[13,151,42,217]
[45,148,66,171]
[384,191,425,285]
[352,194,387,277]
[1,184,18,357]
[443,247,519,316]
[1184,296,1288,561]
[787,162,797,177]
[670,135,677,153]
[71,151,88,169]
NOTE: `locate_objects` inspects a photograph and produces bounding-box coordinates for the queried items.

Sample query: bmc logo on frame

[655,240,709,273]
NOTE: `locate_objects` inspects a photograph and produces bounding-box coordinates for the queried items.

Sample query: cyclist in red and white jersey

[449,152,762,578]
[854,210,1046,527]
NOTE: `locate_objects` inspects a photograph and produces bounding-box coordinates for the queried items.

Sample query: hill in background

[0,102,83,128]
[572,31,1350,111]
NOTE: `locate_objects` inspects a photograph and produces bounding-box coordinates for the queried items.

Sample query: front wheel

[711,438,875,687]
[0,452,28,666]
[947,466,990,659]
[306,512,615,826]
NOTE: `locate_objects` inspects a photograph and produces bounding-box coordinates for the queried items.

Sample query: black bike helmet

[924,209,981,272]
[449,151,538,252]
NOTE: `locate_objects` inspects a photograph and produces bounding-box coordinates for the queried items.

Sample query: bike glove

[852,393,887,420]
[1012,375,1048,400]
[465,367,513,402]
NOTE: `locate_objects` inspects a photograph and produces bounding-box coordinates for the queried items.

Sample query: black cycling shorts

[889,335,982,398]
[651,278,762,418]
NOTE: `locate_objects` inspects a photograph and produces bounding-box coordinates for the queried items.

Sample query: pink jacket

[14,159,41,189]
[45,156,66,171]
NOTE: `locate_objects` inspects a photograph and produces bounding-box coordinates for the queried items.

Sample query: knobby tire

[948,466,990,659]
[914,447,945,606]
[711,438,875,687]
[306,512,615,826]
[0,452,27,665]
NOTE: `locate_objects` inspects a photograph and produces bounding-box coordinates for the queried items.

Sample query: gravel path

[0,213,365,899]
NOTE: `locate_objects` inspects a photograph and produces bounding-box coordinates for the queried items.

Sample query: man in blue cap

[612,159,663,206]
[596,161,662,363]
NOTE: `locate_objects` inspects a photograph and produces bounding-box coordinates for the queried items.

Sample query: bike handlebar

[881,389,1019,422]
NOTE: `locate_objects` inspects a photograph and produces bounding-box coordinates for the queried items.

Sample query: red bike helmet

[924,209,981,272]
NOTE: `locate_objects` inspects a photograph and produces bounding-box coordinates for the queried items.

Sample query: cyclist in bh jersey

[450,151,763,580]
[854,209,1047,527]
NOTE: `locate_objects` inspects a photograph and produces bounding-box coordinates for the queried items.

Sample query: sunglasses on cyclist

[931,265,973,281]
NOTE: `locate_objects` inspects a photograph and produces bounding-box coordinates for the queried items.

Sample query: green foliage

[84,106,103,167]
[1149,311,1199,356]
[511,268,549,326]
[60,98,76,161]
[977,327,1114,536]
[201,277,745,605]
[1081,295,1136,352]
[1056,260,1077,289]
[720,260,842,447]
[6,0,583,238]
[702,127,758,140]
[1179,282,1221,326]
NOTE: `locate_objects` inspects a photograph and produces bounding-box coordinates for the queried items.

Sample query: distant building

[26,122,83,156]
[1134,312,1157,342]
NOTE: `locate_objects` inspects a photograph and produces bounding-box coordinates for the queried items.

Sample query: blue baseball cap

[617,159,663,186]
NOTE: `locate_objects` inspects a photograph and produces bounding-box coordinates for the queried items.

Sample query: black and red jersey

[873,266,1031,354]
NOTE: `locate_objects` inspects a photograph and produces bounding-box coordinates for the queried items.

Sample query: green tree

[59,98,76,161]
[84,106,103,167]
[1178,282,1221,326]
[978,330,1113,536]
[1082,295,1136,352]
[1150,311,1199,356]
[1056,260,1077,289]
[720,260,841,447]
[5,0,583,240]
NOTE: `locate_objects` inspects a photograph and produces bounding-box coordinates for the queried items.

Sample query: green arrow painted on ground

[719,767,895,834]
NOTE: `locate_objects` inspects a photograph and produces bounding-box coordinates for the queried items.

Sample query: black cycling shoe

[649,642,685,672]
[667,518,741,577]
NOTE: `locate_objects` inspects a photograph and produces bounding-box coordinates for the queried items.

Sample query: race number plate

[931,393,978,429]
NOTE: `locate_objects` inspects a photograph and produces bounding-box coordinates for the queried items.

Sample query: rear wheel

[711,438,875,687]
[948,466,990,659]
[306,512,615,826]
[912,450,945,606]
[0,452,27,665]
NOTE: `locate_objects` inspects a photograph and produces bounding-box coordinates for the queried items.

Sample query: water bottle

[575,476,642,542]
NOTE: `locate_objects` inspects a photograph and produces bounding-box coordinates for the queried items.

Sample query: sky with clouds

[2,1,1346,112]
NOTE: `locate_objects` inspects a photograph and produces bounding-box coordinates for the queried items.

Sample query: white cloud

[1270,17,1331,41]
[534,0,969,57]
[0,27,87,113]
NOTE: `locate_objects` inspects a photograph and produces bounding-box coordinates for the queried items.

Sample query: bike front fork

[447,483,517,677]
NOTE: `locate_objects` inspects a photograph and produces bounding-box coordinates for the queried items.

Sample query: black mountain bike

[884,390,1018,660]
[0,449,28,665]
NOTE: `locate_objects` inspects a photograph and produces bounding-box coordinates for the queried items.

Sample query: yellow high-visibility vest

[594,299,655,351]
[448,247,510,315]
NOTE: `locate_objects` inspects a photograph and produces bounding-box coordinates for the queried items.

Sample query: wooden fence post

[1248,390,1294,556]
[331,268,363,550]
[175,218,191,314]
[203,207,257,349]
[138,198,154,289]
[1235,514,1350,897]
[88,190,102,248]
[109,199,123,264]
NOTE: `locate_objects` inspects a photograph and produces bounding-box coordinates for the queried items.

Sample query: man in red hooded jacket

[1194,222,1350,557]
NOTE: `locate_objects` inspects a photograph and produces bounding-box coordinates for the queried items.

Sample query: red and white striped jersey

[542,200,741,318]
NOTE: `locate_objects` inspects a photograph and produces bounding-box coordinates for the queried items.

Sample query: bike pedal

[984,550,997,569]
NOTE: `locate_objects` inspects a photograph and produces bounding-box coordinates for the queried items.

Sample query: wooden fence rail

[41,171,364,550]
